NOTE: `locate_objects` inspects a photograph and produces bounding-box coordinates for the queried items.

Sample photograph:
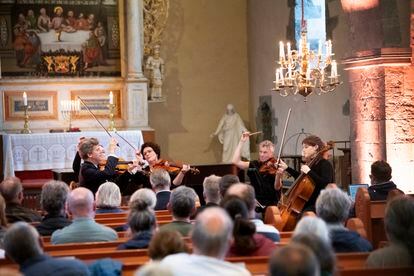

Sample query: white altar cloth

[3,130,143,177]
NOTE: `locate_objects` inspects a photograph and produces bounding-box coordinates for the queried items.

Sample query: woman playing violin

[278,135,334,212]
[137,142,190,187]
[232,132,283,208]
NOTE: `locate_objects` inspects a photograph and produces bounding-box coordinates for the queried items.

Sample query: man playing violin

[77,137,143,195]
[232,132,283,208]
[278,135,334,212]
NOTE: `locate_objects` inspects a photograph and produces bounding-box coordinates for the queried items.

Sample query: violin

[152,159,200,175]
[259,157,280,175]
[99,158,133,174]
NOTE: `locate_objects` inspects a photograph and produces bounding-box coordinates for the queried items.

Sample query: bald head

[226,183,256,214]
[191,207,233,259]
[67,187,95,218]
[0,177,23,203]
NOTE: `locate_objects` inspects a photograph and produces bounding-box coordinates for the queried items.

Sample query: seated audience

[268,243,320,276]
[368,160,403,200]
[366,195,414,268]
[219,174,240,198]
[3,222,89,275]
[148,230,189,260]
[0,177,41,223]
[95,182,123,214]
[196,174,221,216]
[161,207,250,276]
[159,186,197,236]
[226,183,280,241]
[51,187,117,244]
[36,180,71,236]
[316,187,372,252]
[0,194,7,248]
[150,169,172,211]
[292,234,336,276]
[130,188,157,210]
[117,198,156,250]
[293,216,330,244]
[222,196,276,257]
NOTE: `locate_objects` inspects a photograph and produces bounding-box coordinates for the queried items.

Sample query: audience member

[148,230,189,260]
[130,188,156,210]
[368,160,403,200]
[0,177,41,223]
[150,169,171,210]
[292,234,336,275]
[51,187,117,244]
[222,196,276,257]
[117,198,156,250]
[366,195,414,267]
[268,243,320,276]
[135,262,173,276]
[226,183,280,241]
[219,174,240,197]
[0,194,7,247]
[293,216,330,244]
[161,207,250,275]
[3,222,89,275]
[159,186,197,236]
[196,175,221,216]
[95,182,123,214]
[316,188,372,252]
[36,180,71,236]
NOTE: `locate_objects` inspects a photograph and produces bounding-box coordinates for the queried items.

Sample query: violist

[232,132,283,208]
[278,135,334,212]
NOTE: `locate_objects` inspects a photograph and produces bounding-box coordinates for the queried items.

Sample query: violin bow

[77,96,113,138]
[114,131,137,151]
[276,108,292,163]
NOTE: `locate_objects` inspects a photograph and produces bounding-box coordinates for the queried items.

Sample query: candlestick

[108,103,116,131]
[279,41,285,62]
[21,105,32,134]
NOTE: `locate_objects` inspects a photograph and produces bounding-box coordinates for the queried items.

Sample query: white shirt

[161,253,251,276]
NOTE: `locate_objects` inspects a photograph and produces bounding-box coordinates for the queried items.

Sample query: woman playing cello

[278,135,334,213]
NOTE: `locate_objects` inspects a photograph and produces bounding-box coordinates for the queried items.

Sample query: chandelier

[273,0,341,99]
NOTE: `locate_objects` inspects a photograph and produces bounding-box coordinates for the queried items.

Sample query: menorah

[61,100,80,132]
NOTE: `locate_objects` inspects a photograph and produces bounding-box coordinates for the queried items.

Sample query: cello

[277,142,333,231]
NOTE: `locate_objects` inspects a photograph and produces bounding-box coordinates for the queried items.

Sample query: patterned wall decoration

[0,0,120,77]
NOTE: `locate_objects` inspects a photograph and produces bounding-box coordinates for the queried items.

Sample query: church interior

[0,0,413,275]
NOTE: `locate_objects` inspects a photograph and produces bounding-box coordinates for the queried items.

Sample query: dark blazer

[21,254,89,276]
[79,156,118,194]
[154,190,171,210]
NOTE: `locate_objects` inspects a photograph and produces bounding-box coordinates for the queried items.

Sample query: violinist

[278,135,334,212]
[77,137,138,194]
[232,132,283,207]
[136,142,190,187]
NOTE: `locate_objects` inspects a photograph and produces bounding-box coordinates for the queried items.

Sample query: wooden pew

[354,187,387,248]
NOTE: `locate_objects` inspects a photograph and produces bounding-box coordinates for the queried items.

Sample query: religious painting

[0,0,120,77]
[4,90,58,120]
[70,89,121,119]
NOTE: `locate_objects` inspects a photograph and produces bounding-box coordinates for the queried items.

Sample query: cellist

[278,135,334,212]
[232,132,284,208]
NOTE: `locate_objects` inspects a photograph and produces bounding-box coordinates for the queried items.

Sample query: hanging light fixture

[273,0,341,99]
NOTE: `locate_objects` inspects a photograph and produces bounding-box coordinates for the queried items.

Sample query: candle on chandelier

[327,40,332,57]
[306,67,311,80]
[275,69,279,85]
[318,40,322,56]
[279,68,285,85]
[23,92,27,106]
[331,60,337,78]
[288,66,292,79]
[287,42,291,60]
[279,41,285,61]
[109,91,114,105]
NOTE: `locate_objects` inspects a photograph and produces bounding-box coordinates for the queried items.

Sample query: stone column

[122,0,148,127]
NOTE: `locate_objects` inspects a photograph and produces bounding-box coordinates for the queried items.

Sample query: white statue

[146,45,164,99]
[211,104,250,163]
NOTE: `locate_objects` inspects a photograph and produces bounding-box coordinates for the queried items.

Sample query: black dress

[247,160,281,206]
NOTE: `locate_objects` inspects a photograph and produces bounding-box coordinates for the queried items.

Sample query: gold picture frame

[4,91,58,121]
[70,90,121,119]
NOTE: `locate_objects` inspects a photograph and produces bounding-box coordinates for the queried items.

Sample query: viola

[152,159,200,175]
